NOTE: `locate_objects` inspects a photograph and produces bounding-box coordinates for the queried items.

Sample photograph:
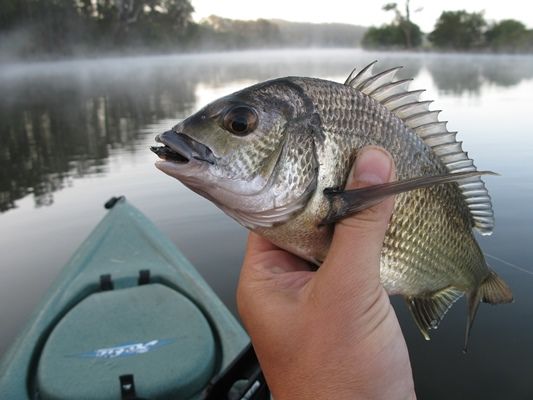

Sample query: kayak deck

[0,197,250,399]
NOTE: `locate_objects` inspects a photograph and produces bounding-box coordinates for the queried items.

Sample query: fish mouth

[151,130,215,165]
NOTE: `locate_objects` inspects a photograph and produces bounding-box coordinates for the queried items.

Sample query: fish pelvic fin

[321,170,496,225]
[464,269,513,353]
[405,287,464,341]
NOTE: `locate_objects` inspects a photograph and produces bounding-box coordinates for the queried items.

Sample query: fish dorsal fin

[344,62,495,234]
[344,60,377,88]
[406,287,464,340]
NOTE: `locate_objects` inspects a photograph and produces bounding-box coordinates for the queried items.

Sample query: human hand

[237,146,416,400]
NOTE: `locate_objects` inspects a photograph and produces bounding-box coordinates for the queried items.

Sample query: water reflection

[0,63,197,211]
[1,50,532,212]
[1,49,533,400]
[424,54,533,95]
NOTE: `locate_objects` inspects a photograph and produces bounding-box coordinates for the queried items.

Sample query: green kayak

[0,197,268,399]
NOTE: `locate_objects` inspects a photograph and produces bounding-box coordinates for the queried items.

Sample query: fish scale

[153,62,512,347]
[292,78,483,291]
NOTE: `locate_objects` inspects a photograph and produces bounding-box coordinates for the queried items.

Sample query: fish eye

[222,106,258,136]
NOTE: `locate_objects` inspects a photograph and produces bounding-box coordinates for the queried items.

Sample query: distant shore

[2,4,532,64]
[3,45,533,69]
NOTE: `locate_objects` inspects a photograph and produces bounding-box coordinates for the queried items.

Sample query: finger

[242,232,311,278]
[317,146,396,294]
[238,233,312,317]
[245,231,281,256]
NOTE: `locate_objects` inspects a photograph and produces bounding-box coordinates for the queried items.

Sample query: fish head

[152,79,320,228]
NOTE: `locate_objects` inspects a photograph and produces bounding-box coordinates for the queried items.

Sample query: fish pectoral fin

[464,269,513,352]
[321,170,497,225]
[406,287,464,341]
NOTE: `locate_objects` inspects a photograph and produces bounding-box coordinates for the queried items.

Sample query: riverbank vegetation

[362,2,533,52]
[1,0,531,61]
[0,0,365,61]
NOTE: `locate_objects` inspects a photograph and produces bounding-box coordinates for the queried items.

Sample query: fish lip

[151,130,215,165]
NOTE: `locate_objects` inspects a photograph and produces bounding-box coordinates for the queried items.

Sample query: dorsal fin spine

[405,110,441,128]
[423,132,458,148]
[359,66,403,94]
[392,101,433,118]
[383,89,425,104]
[343,61,495,234]
[369,78,412,101]
[383,90,425,109]
[344,67,358,85]
[414,121,448,137]
[447,159,474,170]
[347,60,377,88]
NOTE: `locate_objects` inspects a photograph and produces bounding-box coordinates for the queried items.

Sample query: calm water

[1,49,532,398]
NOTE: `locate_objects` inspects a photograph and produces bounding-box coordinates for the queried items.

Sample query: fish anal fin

[322,170,496,225]
[464,269,513,352]
[406,287,464,340]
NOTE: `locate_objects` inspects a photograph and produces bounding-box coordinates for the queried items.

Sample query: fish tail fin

[464,269,513,353]
[479,269,513,304]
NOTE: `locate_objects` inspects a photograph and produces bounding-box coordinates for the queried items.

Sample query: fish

[151,61,513,349]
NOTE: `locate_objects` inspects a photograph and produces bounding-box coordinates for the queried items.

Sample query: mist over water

[1,49,533,398]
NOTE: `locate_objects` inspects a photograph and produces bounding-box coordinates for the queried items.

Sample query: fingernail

[348,147,393,187]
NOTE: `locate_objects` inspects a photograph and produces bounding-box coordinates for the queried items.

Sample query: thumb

[318,146,396,293]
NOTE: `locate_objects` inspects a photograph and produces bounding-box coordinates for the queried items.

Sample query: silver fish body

[152,63,512,345]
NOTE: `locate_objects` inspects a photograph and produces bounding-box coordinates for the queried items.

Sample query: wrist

[259,355,416,400]
[269,383,416,400]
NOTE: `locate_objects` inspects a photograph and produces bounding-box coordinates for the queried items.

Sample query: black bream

[151,62,512,348]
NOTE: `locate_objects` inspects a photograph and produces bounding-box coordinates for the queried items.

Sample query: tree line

[1,0,531,60]
[0,0,196,58]
[0,0,365,60]
[362,2,533,52]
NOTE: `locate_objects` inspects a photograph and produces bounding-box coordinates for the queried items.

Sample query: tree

[362,24,418,48]
[382,1,422,48]
[164,0,194,32]
[98,0,194,45]
[199,16,281,48]
[0,0,28,31]
[429,10,486,50]
[485,19,528,51]
[362,1,422,49]
[0,0,196,57]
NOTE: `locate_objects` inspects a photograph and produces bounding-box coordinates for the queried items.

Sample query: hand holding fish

[237,147,416,400]
[153,61,513,347]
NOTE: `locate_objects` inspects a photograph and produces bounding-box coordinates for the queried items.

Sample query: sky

[191,0,533,32]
